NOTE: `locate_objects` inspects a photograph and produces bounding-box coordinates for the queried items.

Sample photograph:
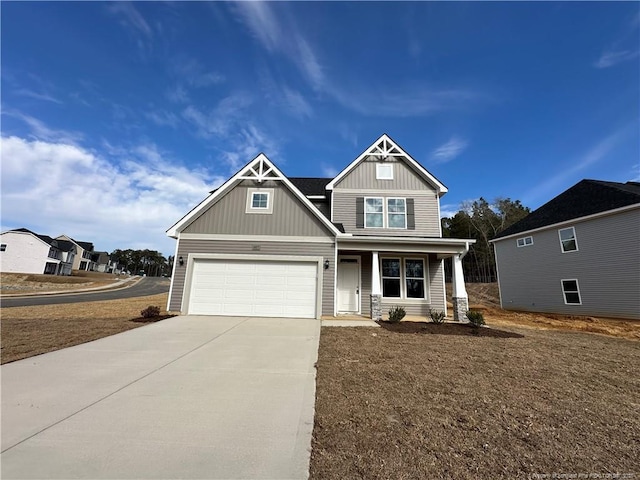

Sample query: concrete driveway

[1,316,320,479]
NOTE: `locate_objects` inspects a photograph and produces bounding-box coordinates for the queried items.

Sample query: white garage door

[187,259,318,318]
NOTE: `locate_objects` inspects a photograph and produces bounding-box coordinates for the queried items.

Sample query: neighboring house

[166,134,475,320]
[52,239,77,276]
[491,180,640,320]
[94,251,111,273]
[55,235,97,271]
[0,228,74,275]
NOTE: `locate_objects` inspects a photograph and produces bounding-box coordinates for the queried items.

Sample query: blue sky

[2,1,638,257]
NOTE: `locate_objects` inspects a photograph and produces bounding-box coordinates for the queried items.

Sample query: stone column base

[452,297,469,322]
[370,294,382,321]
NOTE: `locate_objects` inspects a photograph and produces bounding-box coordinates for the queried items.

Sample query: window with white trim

[381,257,428,300]
[376,163,393,180]
[561,279,582,305]
[246,188,274,214]
[381,258,401,297]
[559,227,578,253]
[387,198,406,229]
[517,236,533,247]
[365,197,384,228]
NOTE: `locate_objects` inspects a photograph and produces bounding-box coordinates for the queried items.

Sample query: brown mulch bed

[130,314,176,323]
[311,323,640,479]
[1,293,170,364]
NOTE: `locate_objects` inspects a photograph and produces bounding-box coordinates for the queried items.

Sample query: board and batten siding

[333,191,441,237]
[494,207,640,319]
[183,180,333,238]
[353,252,445,316]
[169,239,335,316]
[335,156,434,191]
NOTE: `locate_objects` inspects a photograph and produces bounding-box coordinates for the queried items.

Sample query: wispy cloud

[522,125,634,206]
[108,2,152,38]
[430,136,469,164]
[13,88,63,104]
[3,110,83,145]
[320,163,339,178]
[0,135,224,255]
[181,92,254,138]
[166,85,189,104]
[145,109,180,128]
[594,49,640,69]
[220,125,281,171]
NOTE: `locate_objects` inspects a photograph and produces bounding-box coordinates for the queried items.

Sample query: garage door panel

[188,259,318,318]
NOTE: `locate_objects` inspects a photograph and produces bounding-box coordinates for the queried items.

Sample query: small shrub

[466,310,485,328]
[388,306,406,323]
[140,305,161,318]
[429,310,446,324]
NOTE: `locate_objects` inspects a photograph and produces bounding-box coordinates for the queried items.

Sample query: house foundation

[452,296,469,322]
[370,294,382,321]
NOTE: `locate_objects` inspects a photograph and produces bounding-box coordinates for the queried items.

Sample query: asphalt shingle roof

[288,177,331,196]
[495,179,640,239]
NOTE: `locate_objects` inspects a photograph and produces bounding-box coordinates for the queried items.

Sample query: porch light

[324,259,330,270]
[179,256,184,266]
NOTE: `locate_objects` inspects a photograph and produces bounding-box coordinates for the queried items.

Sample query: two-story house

[167,134,475,320]
[491,179,640,320]
[55,235,97,271]
[0,228,75,275]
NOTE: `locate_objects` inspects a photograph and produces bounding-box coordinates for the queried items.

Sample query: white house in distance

[491,180,640,320]
[55,235,97,271]
[0,228,76,275]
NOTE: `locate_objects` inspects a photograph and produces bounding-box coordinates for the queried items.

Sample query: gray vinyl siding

[336,156,434,191]
[184,180,332,238]
[494,207,640,319]
[169,239,335,316]
[333,191,441,236]
[348,252,445,317]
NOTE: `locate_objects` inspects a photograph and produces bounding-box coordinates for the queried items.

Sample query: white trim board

[178,233,335,243]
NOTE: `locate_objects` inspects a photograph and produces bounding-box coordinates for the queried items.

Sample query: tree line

[441,198,530,283]
[110,249,173,277]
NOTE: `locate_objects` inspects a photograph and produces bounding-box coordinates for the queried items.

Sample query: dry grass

[1,271,124,294]
[1,293,169,364]
[311,323,640,479]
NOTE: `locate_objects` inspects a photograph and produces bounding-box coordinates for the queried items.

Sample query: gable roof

[55,235,94,251]
[55,240,77,252]
[495,180,640,239]
[166,153,343,238]
[8,228,58,248]
[325,133,448,196]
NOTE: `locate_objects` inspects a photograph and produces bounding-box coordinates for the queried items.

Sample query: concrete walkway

[1,316,320,479]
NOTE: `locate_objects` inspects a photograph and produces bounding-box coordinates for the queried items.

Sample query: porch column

[370,251,382,321]
[451,254,469,321]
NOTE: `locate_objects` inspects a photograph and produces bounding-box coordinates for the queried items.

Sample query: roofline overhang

[336,235,475,255]
[490,203,640,243]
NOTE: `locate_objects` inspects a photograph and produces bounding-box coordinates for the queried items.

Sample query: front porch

[334,236,474,321]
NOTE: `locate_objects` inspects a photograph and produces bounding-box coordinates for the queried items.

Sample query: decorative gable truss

[326,133,448,195]
[167,153,342,238]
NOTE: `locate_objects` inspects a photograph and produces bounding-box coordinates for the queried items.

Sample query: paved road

[0,277,170,308]
[1,315,319,479]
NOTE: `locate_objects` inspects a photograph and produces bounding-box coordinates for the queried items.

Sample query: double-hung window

[559,227,578,253]
[365,197,384,228]
[561,279,581,305]
[387,198,406,229]
[365,197,406,229]
[381,258,427,300]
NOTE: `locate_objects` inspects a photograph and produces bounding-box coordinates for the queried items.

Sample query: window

[252,192,269,209]
[376,163,393,180]
[381,258,401,297]
[387,198,406,229]
[559,227,578,253]
[246,188,274,214]
[561,279,582,305]
[0,244,6,252]
[381,257,428,300]
[517,236,533,247]
[365,197,384,228]
[405,259,425,298]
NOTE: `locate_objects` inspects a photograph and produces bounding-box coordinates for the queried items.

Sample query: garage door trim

[181,253,324,319]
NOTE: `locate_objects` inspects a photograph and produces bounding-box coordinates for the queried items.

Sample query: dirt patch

[0,293,170,364]
[1,272,126,294]
[311,326,640,479]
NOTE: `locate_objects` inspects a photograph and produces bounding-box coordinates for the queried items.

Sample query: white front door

[337,258,360,313]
